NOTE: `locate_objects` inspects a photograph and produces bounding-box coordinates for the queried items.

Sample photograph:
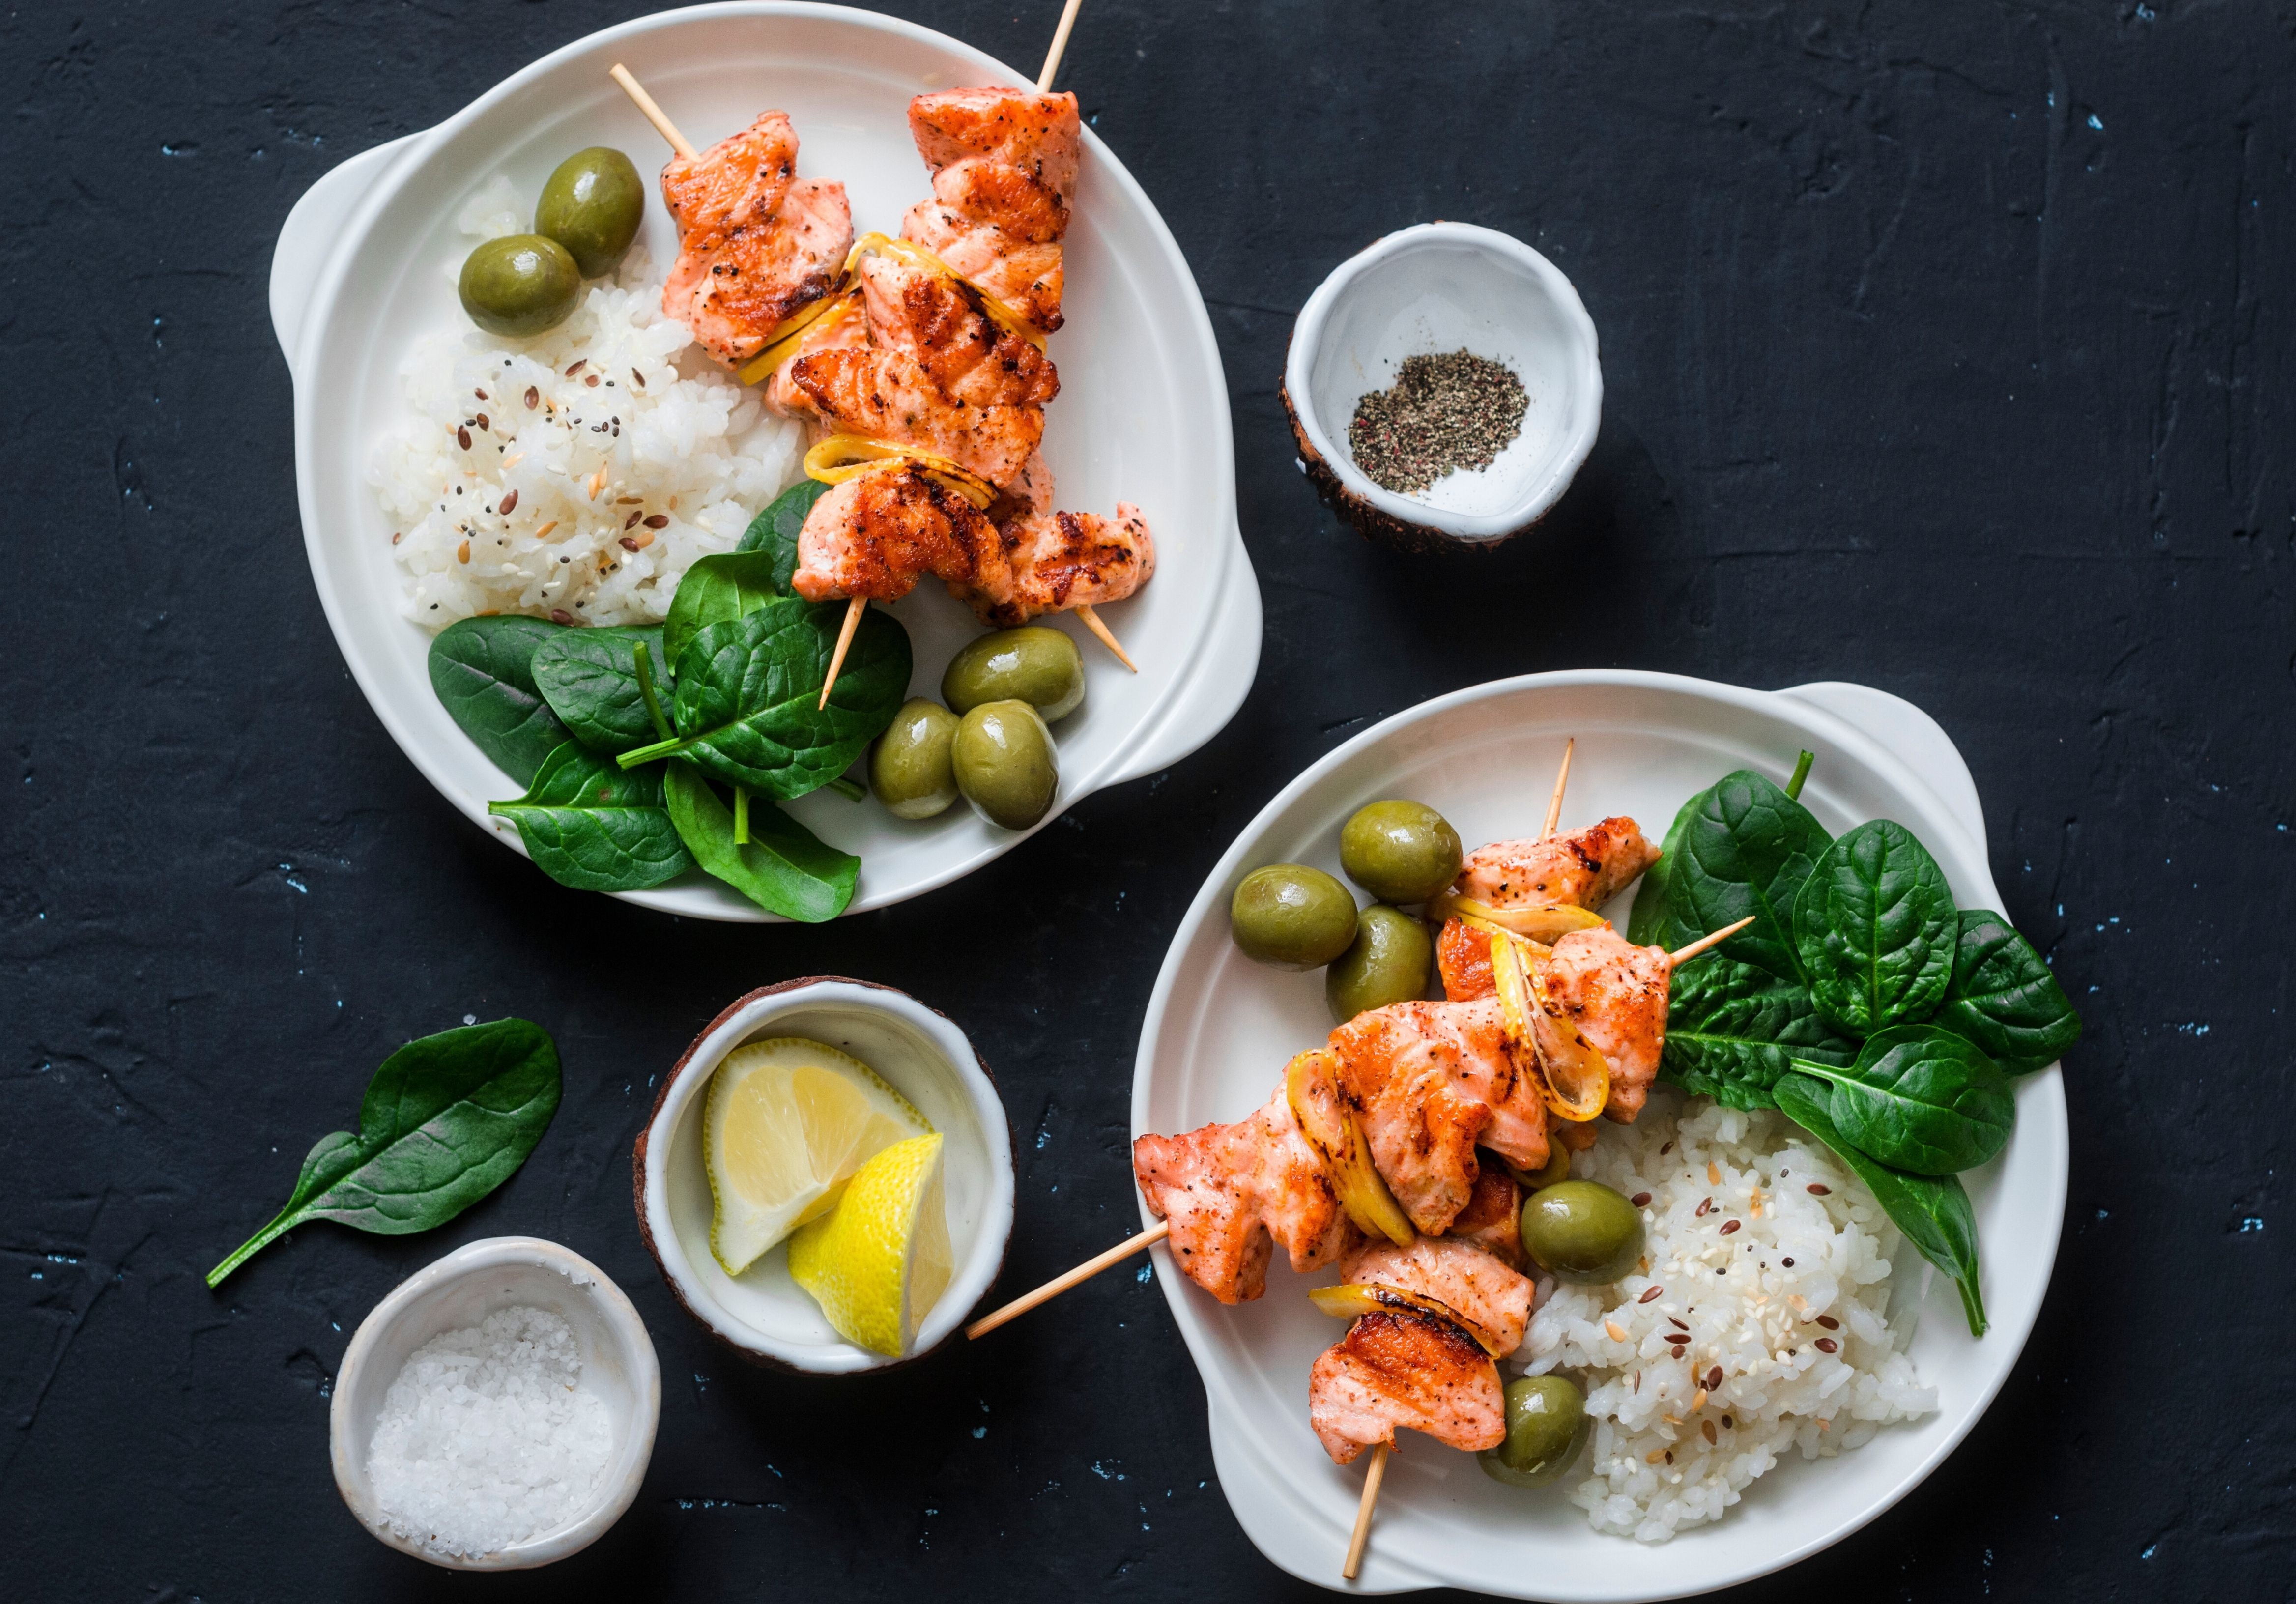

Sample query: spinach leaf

[1660,956,1857,1110]
[665,552,784,666]
[530,625,671,756]
[735,476,831,591]
[487,743,692,892]
[1629,769,1833,982]
[1931,910,2082,1074]
[207,1019,562,1287]
[1773,1073,1987,1337]
[428,616,572,784]
[1623,788,1694,947]
[663,761,858,922]
[1794,820,1958,1033]
[1788,1025,2014,1175]
[635,597,910,799]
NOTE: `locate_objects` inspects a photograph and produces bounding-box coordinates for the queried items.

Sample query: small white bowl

[634,978,1016,1373]
[329,1236,661,1570]
[1282,221,1603,553]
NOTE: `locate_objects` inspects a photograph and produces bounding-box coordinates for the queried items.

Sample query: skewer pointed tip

[1341,1441,1390,1580]
[1540,737,1577,842]
[1074,603,1137,671]
[964,1219,1170,1340]
[819,595,867,710]
[1667,915,1757,968]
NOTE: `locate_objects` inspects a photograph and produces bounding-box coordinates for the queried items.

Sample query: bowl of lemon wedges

[635,979,1016,1373]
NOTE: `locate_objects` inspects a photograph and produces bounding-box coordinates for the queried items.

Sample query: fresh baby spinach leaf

[1773,1072,1987,1338]
[1931,910,2082,1074]
[207,1018,562,1287]
[1627,768,1832,983]
[664,552,783,666]
[1660,956,1857,1110]
[621,598,910,799]
[487,742,692,892]
[1794,820,1958,1034]
[734,476,831,592]
[428,616,572,784]
[1789,1025,2015,1175]
[663,761,858,922]
[530,625,671,756]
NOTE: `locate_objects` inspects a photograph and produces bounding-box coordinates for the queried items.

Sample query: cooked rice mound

[372,177,802,630]
[1518,1091,1937,1542]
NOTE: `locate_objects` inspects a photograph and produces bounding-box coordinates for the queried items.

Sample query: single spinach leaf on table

[530,625,670,755]
[1627,769,1832,983]
[427,616,572,783]
[1773,1073,1987,1337]
[206,1019,562,1287]
[1930,910,2081,1074]
[650,598,911,799]
[1659,956,1858,1110]
[1787,1024,2014,1175]
[664,552,785,665]
[487,742,693,892]
[734,476,831,591]
[663,761,858,922]
[1794,820,1958,1034]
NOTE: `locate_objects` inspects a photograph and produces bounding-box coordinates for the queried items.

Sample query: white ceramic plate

[271,1,1259,921]
[1131,673,2067,1598]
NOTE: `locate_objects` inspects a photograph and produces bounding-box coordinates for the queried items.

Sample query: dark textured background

[4,0,2287,1598]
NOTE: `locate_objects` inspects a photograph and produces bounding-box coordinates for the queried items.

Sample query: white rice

[1517,1090,1936,1543]
[371,176,802,630]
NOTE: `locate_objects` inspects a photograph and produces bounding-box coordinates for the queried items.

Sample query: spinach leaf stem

[1785,749,1814,801]
[633,640,674,742]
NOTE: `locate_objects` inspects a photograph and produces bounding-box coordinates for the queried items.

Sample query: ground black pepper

[1346,350,1527,494]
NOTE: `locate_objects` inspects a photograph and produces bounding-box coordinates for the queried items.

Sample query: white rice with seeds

[1517,1089,1936,1542]
[371,174,802,630]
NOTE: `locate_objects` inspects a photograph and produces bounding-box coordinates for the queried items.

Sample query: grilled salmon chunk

[1337,1236,1537,1356]
[1132,1085,1358,1305]
[900,87,1080,333]
[1455,816,1661,912]
[660,114,853,365]
[1444,1167,1526,1270]
[973,506,1155,626]
[855,252,1060,410]
[1546,926,1671,1121]
[1308,1310,1505,1465]
[790,466,1005,603]
[783,347,1045,491]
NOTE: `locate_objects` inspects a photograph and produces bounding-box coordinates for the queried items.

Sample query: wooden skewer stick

[1027,0,1139,674]
[819,594,867,710]
[1540,737,1576,842]
[1341,1442,1389,1581]
[610,63,697,160]
[965,1219,1169,1339]
[1667,915,1756,968]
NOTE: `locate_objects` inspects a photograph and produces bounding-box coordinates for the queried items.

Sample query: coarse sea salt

[367,1305,612,1558]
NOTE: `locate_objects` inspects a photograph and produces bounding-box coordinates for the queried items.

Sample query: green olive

[1327,905,1433,1022]
[870,698,960,819]
[1478,1375,1590,1488]
[941,627,1086,722]
[953,699,1059,830]
[534,147,645,279]
[1230,864,1358,971]
[1519,1180,1646,1285]
[1339,800,1464,905]
[458,234,582,337]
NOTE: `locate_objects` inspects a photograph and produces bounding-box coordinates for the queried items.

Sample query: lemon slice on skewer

[788,1133,952,1358]
[703,1038,931,1276]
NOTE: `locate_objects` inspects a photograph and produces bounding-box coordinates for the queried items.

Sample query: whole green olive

[1519,1180,1647,1285]
[1339,800,1464,905]
[1230,864,1358,971]
[1478,1374,1590,1488]
[534,147,645,279]
[1327,905,1434,1022]
[941,627,1086,722]
[870,698,960,820]
[952,699,1059,830]
[459,233,582,337]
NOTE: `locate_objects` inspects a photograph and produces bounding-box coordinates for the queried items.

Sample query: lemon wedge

[703,1037,931,1277]
[787,1132,952,1357]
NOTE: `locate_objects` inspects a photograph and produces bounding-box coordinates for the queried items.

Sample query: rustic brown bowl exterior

[631,976,1011,1376]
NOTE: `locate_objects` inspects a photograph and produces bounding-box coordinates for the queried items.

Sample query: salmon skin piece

[1308,1308,1505,1465]
[659,113,854,367]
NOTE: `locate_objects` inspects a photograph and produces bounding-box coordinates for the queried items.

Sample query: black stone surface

[4,1,2286,1599]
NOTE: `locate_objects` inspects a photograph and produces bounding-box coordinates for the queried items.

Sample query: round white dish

[1283,222,1602,550]
[329,1235,661,1570]
[635,977,1015,1373]
[271,1,1260,921]
[1131,672,2066,1598]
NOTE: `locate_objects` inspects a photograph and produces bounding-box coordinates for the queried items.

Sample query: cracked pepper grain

[1345,350,1527,495]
